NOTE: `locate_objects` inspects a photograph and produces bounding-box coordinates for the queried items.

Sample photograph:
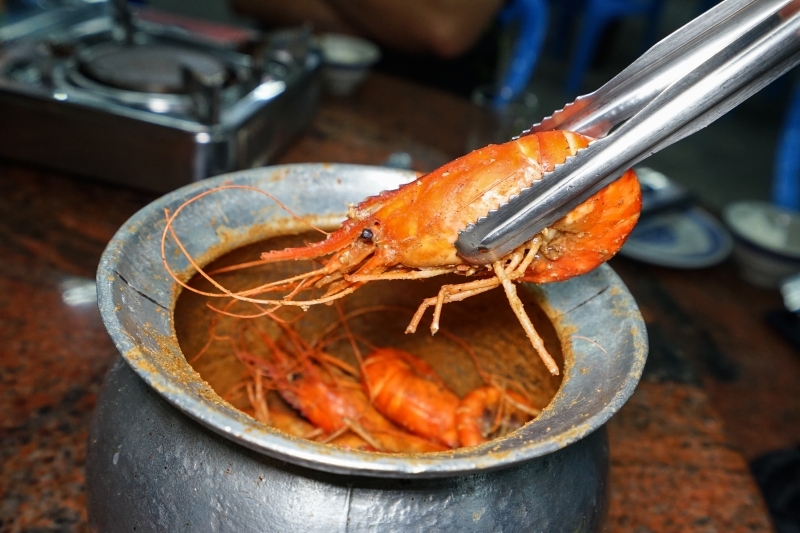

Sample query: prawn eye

[360,228,374,242]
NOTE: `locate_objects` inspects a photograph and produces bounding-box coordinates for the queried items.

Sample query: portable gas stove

[0,1,321,192]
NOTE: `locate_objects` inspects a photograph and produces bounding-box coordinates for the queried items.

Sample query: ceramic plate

[620,206,733,268]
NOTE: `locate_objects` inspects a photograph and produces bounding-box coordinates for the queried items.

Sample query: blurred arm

[230,0,504,57]
[231,0,358,35]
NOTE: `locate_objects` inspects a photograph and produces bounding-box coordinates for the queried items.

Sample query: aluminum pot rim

[96,163,648,478]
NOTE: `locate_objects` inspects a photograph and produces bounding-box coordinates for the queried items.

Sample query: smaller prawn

[323,306,540,449]
[242,321,447,453]
[456,386,540,447]
[246,384,320,438]
[246,376,377,451]
[360,348,460,448]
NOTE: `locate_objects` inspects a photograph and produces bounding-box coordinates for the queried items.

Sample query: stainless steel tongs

[455,0,800,264]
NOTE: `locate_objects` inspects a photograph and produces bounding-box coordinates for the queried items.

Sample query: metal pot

[89,164,648,532]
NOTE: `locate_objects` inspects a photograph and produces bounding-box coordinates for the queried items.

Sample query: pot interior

[174,235,564,443]
[97,163,647,478]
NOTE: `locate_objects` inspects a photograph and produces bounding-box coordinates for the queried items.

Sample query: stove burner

[0,3,321,192]
[80,44,228,94]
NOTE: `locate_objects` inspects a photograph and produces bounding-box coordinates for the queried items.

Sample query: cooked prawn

[244,371,377,451]
[242,321,447,453]
[321,308,538,449]
[209,293,544,450]
[164,131,641,376]
[456,385,540,447]
[360,348,460,448]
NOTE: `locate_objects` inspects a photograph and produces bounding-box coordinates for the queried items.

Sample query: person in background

[230,0,505,96]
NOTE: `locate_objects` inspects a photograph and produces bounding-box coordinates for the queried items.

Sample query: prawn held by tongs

[163,130,641,376]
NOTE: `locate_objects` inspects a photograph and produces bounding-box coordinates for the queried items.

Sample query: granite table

[3,73,796,532]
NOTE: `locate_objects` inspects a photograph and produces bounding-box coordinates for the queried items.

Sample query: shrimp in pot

[246,372,377,451]
[361,348,460,448]
[165,131,641,376]
[456,386,540,447]
[357,344,539,448]
[243,322,447,453]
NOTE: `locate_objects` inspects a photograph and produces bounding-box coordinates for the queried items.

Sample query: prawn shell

[361,348,460,448]
[258,130,640,285]
[276,362,366,434]
[358,131,640,279]
[265,394,317,438]
[523,168,641,283]
[328,433,376,452]
[456,386,536,447]
[366,133,556,268]
[276,362,447,453]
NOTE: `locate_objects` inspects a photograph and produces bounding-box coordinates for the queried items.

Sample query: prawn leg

[346,268,457,283]
[407,238,540,337]
[493,259,559,375]
[406,278,500,335]
[404,237,558,375]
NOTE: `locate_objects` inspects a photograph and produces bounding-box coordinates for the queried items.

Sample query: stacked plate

[723,201,800,288]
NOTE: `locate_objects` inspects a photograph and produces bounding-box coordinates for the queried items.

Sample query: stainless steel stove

[0,1,321,192]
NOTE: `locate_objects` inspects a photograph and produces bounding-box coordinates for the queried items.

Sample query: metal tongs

[456,0,800,264]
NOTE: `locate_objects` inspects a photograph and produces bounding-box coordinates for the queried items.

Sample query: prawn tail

[260,219,366,263]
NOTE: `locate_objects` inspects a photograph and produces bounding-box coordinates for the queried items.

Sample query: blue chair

[562,0,666,95]
[772,81,800,211]
[491,0,550,107]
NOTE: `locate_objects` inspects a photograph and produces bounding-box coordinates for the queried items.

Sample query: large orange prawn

[166,130,641,376]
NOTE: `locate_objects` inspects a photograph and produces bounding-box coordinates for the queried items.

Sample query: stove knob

[238,33,270,83]
[182,66,225,125]
[110,0,136,45]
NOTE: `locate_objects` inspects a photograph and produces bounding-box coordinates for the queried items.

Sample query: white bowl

[723,200,800,288]
[317,33,381,96]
